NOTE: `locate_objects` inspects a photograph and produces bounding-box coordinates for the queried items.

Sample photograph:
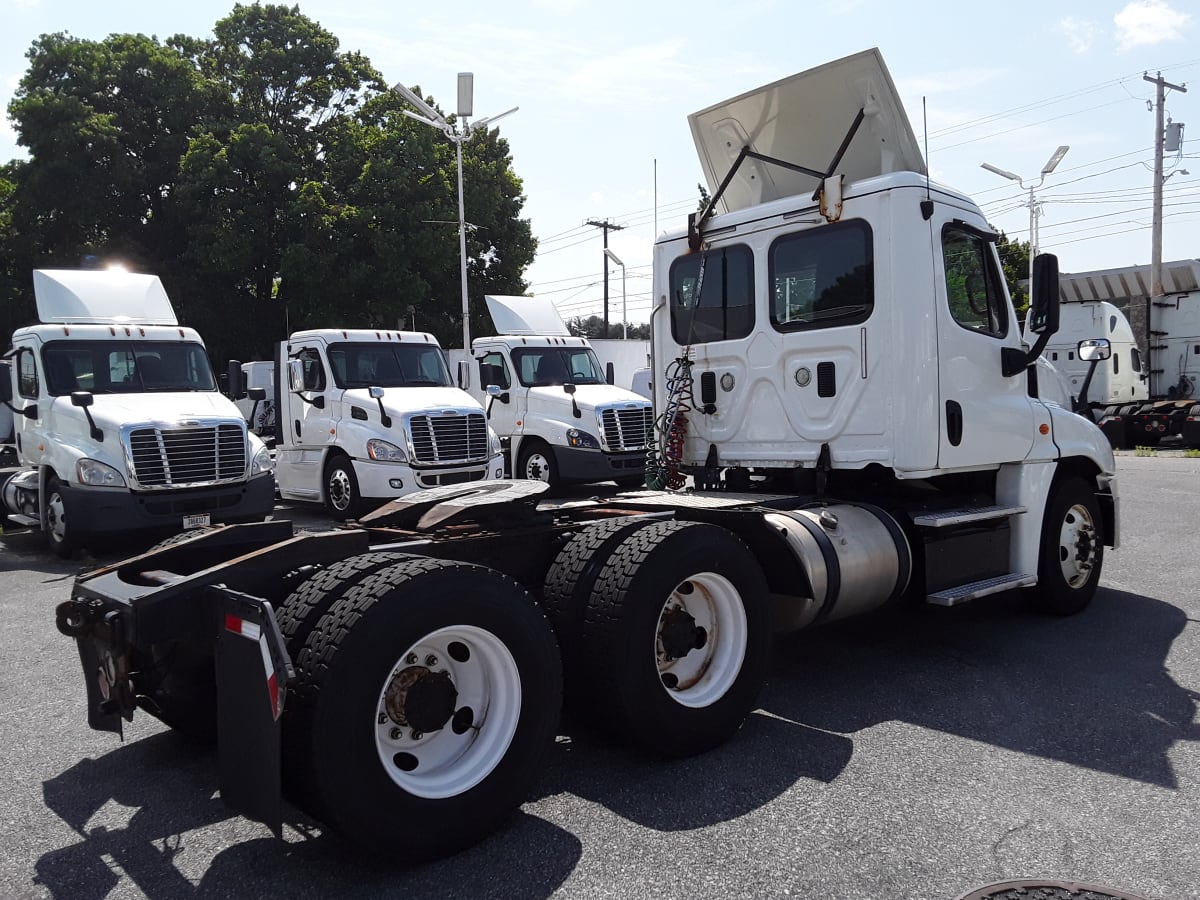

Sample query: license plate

[182,513,211,530]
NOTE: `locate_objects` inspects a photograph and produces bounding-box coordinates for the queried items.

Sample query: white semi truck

[462,295,654,490]
[54,49,1117,862]
[1,268,275,556]
[268,329,504,519]
[1043,300,1147,410]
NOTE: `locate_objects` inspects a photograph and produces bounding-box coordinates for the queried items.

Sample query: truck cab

[1043,301,1147,409]
[272,329,504,519]
[652,48,1116,592]
[1,268,275,556]
[469,295,654,490]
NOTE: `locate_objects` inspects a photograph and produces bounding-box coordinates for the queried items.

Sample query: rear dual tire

[547,519,771,758]
[282,557,561,860]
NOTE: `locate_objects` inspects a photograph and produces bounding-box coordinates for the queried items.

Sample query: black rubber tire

[579,520,771,758]
[323,454,363,520]
[1029,476,1104,616]
[276,551,414,654]
[515,439,560,491]
[44,476,76,559]
[543,517,659,705]
[137,639,218,743]
[283,557,562,860]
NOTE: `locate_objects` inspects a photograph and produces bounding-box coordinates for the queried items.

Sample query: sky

[0,0,1196,327]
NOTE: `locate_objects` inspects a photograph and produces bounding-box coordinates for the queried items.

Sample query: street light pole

[603,248,627,339]
[392,75,517,351]
[981,145,1070,289]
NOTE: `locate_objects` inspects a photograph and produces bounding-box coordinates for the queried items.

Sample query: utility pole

[586,219,624,334]
[1141,71,1187,395]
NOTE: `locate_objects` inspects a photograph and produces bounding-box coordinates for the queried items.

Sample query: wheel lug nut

[425,655,438,667]
[411,730,423,741]
[405,653,418,665]
[389,727,402,740]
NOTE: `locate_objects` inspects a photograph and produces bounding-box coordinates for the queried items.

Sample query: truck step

[910,505,1026,527]
[4,513,39,527]
[926,573,1036,607]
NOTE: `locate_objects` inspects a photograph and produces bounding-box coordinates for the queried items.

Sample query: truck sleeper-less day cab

[54,50,1116,861]
[466,295,654,490]
[2,269,275,556]
[271,329,504,519]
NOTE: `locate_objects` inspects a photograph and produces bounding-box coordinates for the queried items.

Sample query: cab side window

[298,348,326,391]
[478,351,510,389]
[942,226,1008,338]
[17,349,39,399]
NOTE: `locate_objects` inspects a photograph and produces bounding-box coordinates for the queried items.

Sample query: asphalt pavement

[1,458,1197,900]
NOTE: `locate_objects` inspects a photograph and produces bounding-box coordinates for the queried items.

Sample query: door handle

[294,419,301,439]
[945,400,963,447]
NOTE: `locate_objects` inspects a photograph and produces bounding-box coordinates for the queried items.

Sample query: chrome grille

[601,406,653,451]
[126,423,248,488]
[408,412,488,463]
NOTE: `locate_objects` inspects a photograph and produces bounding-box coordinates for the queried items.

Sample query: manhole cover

[955,879,1150,900]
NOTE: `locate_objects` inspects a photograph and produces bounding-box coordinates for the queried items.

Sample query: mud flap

[211,586,295,838]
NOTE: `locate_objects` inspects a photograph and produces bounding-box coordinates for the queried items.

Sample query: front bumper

[554,446,648,483]
[352,455,505,499]
[60,472,276,537]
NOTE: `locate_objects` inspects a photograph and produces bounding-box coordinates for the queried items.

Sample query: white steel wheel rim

[327,468,353,511]
[47,490,67,543]
[653,572,748,709]
[1058,501,1098,588]
[373,624,522,799]
[522,451,552,483]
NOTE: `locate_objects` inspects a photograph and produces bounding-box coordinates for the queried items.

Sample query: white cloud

[1057,16,1100,53]
[1114,0,1192,51]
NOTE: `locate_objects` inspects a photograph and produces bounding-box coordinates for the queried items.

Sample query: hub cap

[654,573,748,709]
[1058,501,1098,589]
[327,468,352,512]
[374,625,521,799]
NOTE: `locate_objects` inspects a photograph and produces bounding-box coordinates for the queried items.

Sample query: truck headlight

[566,428,601,449]
[488,426,503,456]
[367,438,408,463]
[251,444,274,475]
[76,458,127,487]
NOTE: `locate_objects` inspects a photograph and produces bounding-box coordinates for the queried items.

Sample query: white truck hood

[81,391,244,428]
[342,386,483,418]
[529,383,651,415]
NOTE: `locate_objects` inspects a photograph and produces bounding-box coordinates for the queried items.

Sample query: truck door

[935,221,1034,468]
[274,343,333,499]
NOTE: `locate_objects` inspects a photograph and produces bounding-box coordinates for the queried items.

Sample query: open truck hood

[688,47,925,215]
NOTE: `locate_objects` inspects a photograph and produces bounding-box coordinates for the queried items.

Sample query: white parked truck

[230,359,277,440]
[1,268,275,556]
[1041,300,1147,411]
[463,295,654,489]
[54,49,1117,862]
[269,329,504,519]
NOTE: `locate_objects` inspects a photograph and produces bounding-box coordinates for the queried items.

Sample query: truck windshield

[511,347,607,386]
[42,341,217,395]
[326,343,452,389]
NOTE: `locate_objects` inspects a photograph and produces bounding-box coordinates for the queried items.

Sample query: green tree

[0,4,536,365]
[995,231,1031,314]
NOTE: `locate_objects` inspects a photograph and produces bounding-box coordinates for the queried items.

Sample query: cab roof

[33,269,178,325]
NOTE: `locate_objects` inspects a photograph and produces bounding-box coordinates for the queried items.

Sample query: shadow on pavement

[34,733,581,900]
[762,587,1198,787]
